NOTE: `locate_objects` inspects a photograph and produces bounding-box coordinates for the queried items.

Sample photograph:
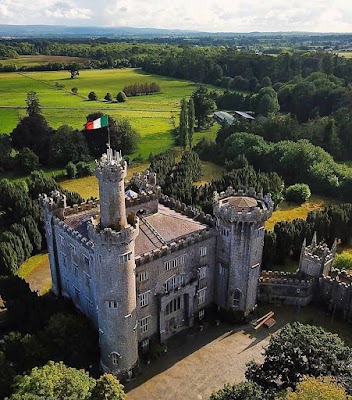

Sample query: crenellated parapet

[39,191,67,220]
[126,190,161,209]
[213,187,273,224]
[87,216,139,246]
[159,194,215,227]
[260,270,314,287]
[95,148,127,182]
[53,217,95,250]
[130,169,158,192]
[64,200,100,216]
[321,269,352,287]
[135,229,213,267]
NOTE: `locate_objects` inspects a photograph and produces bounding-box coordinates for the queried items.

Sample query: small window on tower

[107,300,118,309]
[111,352,119,365]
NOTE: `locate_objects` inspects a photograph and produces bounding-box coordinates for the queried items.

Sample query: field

[336,51,352,58]
[266,194,338,231]
[17,253,51,295]
[0,68,215,159]
[2,55,88,67]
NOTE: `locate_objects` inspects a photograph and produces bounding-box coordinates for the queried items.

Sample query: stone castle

[40,147,352,378]
[40,147,274,377]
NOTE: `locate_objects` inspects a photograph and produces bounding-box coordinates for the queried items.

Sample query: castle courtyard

[125,304,351,400]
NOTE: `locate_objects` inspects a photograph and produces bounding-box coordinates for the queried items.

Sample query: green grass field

[2,55,88,67]
[0,68,215,159]
[266,194,338,231]
[336,51,352,58]
[17,253,51,295]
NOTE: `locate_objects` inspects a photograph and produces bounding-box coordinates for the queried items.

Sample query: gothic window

[139,271,148,282]
[164,254,186,271]
[197,288,207,305]
[60,252,67,268]
[199,266,207,280]
[107,300,118,309]
[83,255,90,269]
[59,235,65,249]
[69,244,76,258]
[111,352,120,365]
[200,246,207,257]
[84,271,91,287]
[119,252,132,264]
[219,264,227,276]
[164,274,185,292]
[165,296,182,315]
[232,290,242,308]
[73,263,78,277]
[139,291,149,308]
[140,316,150,334]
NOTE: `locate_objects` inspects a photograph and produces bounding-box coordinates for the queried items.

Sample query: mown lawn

[266,194,339,231]
[3,55,88,67]
[17,253,51,295]
[0,68,218,159]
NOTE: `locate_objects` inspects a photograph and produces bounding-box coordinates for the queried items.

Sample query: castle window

[200,246,207,257]
[164,254,186,271]
[198,309,205,320]
[74,286,80,298]
[86,298,93,316]
[140,316,150,334]
[84,272,91,287]
[83,255,90,269]
[73,263,78,277]
[111,352,120,365]
[60,252,67,268]
[119,252,132,264]
[139,271,148,282]
[232,290,242,308]
[197,288,207,305]
[165,296,182,315]
[59,235,65,249]
[199,266,207,280]
[69,244,76,257]
[141,338,150,350]
[139,291,149,308]
[107,300,118,309]
[219,264,227,276]
[165,274,185,292]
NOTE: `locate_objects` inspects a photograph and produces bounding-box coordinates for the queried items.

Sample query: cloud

[44,2,92,20]
[0,0,351,32]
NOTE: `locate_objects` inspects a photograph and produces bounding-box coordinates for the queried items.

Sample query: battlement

[53,217,94,250]
[135,229,213,266]
[159,194,215,227]
[303,243,334,262]
[87,216,139,245]
[126,189,161,209]
[130,169,157,191]
[213,187,273,224]
[260,270,313,287]
[321,269,352,287]
[64,200,100,216]
[95,148,127,181]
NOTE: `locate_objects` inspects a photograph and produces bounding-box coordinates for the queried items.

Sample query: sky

[0,0,351,33]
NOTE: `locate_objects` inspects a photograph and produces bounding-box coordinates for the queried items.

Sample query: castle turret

[89,149,139,377]
[95,147,127,230]
[213,187,273,316]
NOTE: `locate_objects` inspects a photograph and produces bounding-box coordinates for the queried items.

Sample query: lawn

[266,194,338,231]
[0,68,217,159]
[17,253,51,295]
[2,55,88,67]
[336,51,352,58]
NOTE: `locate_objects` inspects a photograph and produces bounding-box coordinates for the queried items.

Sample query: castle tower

[95,147,127,230]
[213,188,273,316]
[89,149,139,377]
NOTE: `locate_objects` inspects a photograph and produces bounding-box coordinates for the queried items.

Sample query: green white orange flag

[85,115,109,130]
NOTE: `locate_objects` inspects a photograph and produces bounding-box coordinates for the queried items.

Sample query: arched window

[111,352,120,365]
[165,296,182,315]
[232,289,242,308]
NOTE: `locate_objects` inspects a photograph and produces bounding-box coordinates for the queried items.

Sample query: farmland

[1,55,88,67]
[0,68,215,158]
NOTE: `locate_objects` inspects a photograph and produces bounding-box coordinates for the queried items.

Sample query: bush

[76,162,92,177]
[71,87,78,94]
[116,91,127,102]
[104,92,112,101]
[334,252,352,270]
[285,183,311,204]
[88,91,98,101]
[16,147,39,173]
[66,162,77,179]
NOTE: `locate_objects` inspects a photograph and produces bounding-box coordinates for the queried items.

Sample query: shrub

[88,91,98,101]
[116,91,127,102]
[76,162,92,177]
[16,147,39,173]
[285,183,311,204]
[104,92,112,101]
[66,162,77,179]
[71,87,78,94]
[334,252,352,271]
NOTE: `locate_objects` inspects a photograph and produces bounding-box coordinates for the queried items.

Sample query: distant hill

[0,25,351,39]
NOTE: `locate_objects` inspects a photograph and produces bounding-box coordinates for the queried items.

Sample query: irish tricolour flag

[85,115,109,130]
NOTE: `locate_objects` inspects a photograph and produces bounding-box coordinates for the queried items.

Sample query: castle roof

[63,203,207,256]
[226,196,258,211]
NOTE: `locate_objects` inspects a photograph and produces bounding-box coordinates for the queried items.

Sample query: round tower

[95,147,127,230]
[213,188,273,316]
[89,149,139,377]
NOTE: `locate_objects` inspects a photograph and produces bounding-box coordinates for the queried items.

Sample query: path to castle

[125,305,349,400]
